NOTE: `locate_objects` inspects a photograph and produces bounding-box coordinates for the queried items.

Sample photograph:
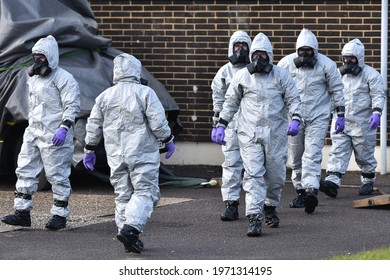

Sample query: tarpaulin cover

[0,0,181,169]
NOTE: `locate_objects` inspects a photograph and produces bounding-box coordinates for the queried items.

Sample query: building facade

[88,0,389,169]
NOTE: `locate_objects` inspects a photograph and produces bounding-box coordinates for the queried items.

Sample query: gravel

[0,189,192,233]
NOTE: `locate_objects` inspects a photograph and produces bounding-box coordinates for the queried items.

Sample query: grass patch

[331,247,390,260]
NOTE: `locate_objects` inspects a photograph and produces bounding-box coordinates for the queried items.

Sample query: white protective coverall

[219,33,302,217]
[85,54,172,233]
[277,28,345,192]
[15,35,80,218]
[211,30,251,203]
[325,39,386,186]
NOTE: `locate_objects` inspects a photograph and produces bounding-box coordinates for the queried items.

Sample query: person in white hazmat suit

[1,35,80,230]
[212,30,281,228]
[214,32,302,237]
[211,30,252,222]
[319,38,386,197]
[82,53,175,254]
[277,28,345,214]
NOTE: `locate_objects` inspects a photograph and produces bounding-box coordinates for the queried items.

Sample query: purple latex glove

[215,127,226,145]
[83,152,96,171]
[52,127,67,146]
[369,114,380,130]
[165,141,175,159]
[286,120,300,136]
[335,116,345,133]
[211,128,217,143]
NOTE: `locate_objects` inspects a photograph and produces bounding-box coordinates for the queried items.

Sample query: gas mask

[247,56,273,74]
[27,56,52,77]
[228,47,250,65]
[293,56,317,68]
[339,61,362,76]
[293,47,317,68]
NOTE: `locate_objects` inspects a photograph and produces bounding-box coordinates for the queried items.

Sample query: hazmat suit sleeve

[85,97,104,150]
[279,68,302,119]
[141,86,172,142]
[324,60,345,112]
[366,67,386,111]
[57,71,81,125]
[218,71,243,126]
[211,65,229,114]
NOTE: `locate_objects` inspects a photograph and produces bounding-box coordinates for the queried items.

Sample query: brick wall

[88,0,389,144]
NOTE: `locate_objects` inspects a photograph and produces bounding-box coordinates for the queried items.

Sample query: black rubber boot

[359,182,374,195]
[221,200,239,221]
[305,188,318,214]
[289,189,306,208]
[264,205,279,228]
[117,225,144,254]
[45,215,67,230]
[1,210,31,227]
[319,180,339,198]
[246,214,262,237]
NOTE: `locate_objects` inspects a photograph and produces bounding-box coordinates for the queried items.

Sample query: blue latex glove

[83,152,96,171]
[286,120,300,136]
[211,128,217,143]
[52,127,67,146]
[369,114,380,130]
[165,141,175,159]
[215,127,226,145]
[335,116,345,133]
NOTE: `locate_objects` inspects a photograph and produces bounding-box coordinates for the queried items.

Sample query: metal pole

[380,0,388,174]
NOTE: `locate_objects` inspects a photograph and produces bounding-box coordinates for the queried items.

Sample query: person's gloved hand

[287,120,300,136]
[211,128,218,143]
[83,152,96,171]
[215,127,226,145]
[165,141,175,159]
[335,116,345,133]
[369,114,380,130]
[52,127,67,146]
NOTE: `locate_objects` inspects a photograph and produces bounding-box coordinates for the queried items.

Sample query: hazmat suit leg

[352,133,377,185]
[112,162,160,233]
[264,144,287,207]
[221,125,243,202]
[238,133,267,218]
[325,132,353,186]
[288,125,305,190]
[40,132,73,218]
[112,164,133,233]
[14,128,42,211]
[300,119,328,190]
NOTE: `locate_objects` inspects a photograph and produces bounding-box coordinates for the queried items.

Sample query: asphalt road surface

[0,165,389,260]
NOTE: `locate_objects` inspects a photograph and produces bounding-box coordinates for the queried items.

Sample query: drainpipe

[380,0,388,174]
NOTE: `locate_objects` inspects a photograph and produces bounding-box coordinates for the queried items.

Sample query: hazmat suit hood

[113,53,141,85]
[31,35,59,70]
[296,28,319,57]
[249,32,273,63]
[341,38,365,68]
[228,30,252,57]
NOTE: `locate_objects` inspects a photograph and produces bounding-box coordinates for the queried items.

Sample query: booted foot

[45,215,66,230]
[135,239,144,251]
[264,205,279,228]
[305,188,318,214]
[358,183,374,196]
[117,225,143,254]
[247,214,262,237]
[1,210,31,227]
[319,180,339,198]
[290,189,306,208]
[221,200,239,221]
